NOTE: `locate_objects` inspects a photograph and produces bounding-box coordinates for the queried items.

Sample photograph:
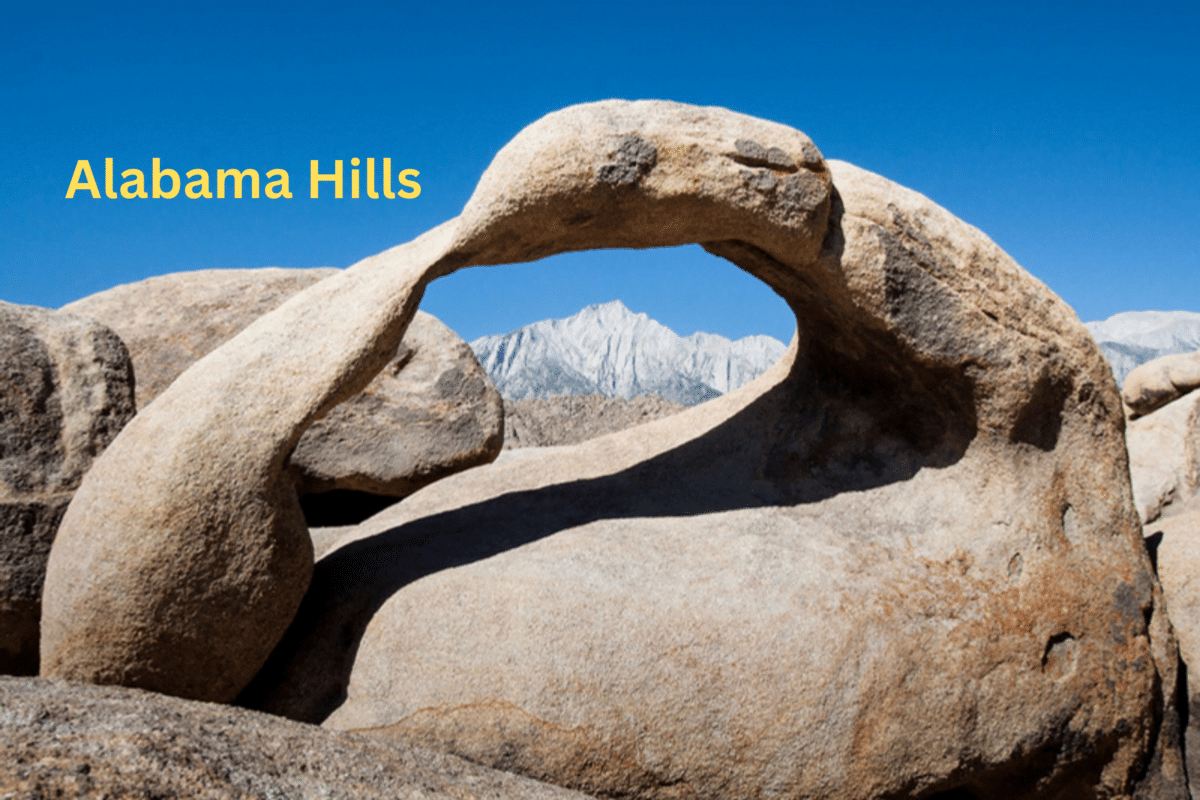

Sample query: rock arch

[41,101,1182,797]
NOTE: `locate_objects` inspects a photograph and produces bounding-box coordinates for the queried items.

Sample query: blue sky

[2,1,1197,344]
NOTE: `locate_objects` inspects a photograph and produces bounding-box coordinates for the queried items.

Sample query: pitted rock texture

[63,268,503,499]
[205,102,1177,799]
[0,302,135,676]
[1124,349,1200,419]
[502,394,686,449]
[0,676,591,799]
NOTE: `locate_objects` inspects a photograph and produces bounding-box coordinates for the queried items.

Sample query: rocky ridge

[471,299,787,405]
[1086,310,1200,386]
[472,304,1197,410]
[502,394,686,449]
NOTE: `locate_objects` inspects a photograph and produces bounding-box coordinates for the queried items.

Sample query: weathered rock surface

[41,100,836,706]
[1130,387,1200,790]
[0,676,591,799]
[503,394,685,449]
[1144,499,1200,800]
[63,268,503,499]
[1126,389,1200,524]
[1124,349,1200,419]
[239,105,1183,799]
[0,302,135,676]
[62,268,337,408]
[291,311,503,497]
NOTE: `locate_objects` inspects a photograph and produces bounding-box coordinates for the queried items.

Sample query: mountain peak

[471,304,1200,404]
[471,302,787,405]
[585,299,630,313]
[1084,310,1200,385]
[573,299,647,328]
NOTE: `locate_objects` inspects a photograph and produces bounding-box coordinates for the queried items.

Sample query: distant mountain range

[1085,310,1200,386]
[469,303,1200,405]
[470,301,788,406]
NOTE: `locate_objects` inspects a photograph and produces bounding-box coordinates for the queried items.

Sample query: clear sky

[2,1,1197,344]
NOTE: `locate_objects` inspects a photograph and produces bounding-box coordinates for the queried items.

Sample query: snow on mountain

[471,303,1200,404]
[470,300,789,406]
[1084,311,1200,386]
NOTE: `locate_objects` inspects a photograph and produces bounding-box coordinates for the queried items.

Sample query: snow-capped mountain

[470,300,789,406]
[471,303,1200,404]
[1084,311,1200,386]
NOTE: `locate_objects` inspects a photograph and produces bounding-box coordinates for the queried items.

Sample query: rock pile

[2,100,1191,797]
[64,268,504,503]
[1123,349,1200,781]
[1124,350,1200,419]
[502,394,686,449]
[1127,377,1200,525]
[0,270,500,685]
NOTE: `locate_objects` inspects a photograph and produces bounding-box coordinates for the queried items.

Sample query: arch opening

[423,243,795,416]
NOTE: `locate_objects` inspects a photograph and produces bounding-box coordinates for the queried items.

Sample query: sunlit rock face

[62,268,504,501]
[1122,348,1200,419]
[38,100,1185,798]
[169,102,1176,798]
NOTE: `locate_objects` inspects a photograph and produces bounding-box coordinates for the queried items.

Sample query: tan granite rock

[40,216,468,702]
[1143,496,1200,793]
[250,106,1185,799]
[62,268,337,408]
[38,100,1185,797]
[1130,387,1200,790]
[290,311,502,498]
[0,302,135,676]
[1126,390,1200,524]
[1124,349,1200,419]
[0,676,591,799]
[38,102,830,702]
[63,268,503,501]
